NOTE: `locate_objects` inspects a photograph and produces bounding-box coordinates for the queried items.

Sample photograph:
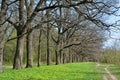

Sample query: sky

[103,0,120,48]
[103,15,120,48]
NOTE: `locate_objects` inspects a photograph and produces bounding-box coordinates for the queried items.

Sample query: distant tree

[100,40,120,65]
[37,29,42,67]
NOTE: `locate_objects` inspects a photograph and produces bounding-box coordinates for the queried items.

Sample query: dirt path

[3,66,12,69]
[103,75,108,80]
[96,63,100,67]
[96,63,118,80]
[3,65,26,69]
[104,66,118,80]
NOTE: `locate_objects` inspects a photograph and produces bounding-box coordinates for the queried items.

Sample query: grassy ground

[109,64,120,79]
[0,62,119,80]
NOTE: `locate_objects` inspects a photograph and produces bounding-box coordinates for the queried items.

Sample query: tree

[46,11,51,65]
[8,0,45,69]
[12,0,25,69]
[37,29,42,67]
[25,0,34,68]
[5,0,119,69]
[0,0,7,72]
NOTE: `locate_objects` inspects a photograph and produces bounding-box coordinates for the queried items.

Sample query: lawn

[0,62,116,80]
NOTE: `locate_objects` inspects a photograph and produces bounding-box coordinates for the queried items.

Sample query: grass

[0,62,118,80]
[109,64,120,79]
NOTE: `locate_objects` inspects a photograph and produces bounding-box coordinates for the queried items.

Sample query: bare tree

[8,0,44,69]
[5,0,119,69]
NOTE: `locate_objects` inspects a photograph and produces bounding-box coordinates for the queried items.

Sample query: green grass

[109,64,120,79]
[0,62,108,80]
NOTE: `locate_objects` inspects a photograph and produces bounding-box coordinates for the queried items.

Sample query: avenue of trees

[0,0,120,72]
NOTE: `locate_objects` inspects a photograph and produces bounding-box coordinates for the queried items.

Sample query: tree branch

[36,0,93,12]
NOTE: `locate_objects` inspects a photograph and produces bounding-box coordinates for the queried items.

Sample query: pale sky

[103,0,120,48]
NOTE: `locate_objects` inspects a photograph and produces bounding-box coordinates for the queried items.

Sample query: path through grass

[0,62,119,80]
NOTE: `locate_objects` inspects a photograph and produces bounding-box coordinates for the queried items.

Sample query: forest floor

[1,62,120,80]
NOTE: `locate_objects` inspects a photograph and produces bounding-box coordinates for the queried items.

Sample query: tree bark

[63,53,65,64]
[37,30,42,67]
[26,28,33,68]
[46,9,51,65]
[55,51,59,65]
[68,52,71,63]
[46,26,50,65]
[59,50,62,64]
[0,29,5,72]
[0,0,7,72]
[55,46,60,65]
[25,0,34,68]
[13,33,25,69]
[13,0,24,69]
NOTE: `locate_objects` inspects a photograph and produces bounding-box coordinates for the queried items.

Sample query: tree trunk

[37,30,42,67]
[0,29,5,72]
[55,46,60,65]
[13,33,25,69]
[13,0,25,69]
[26,29,33,68]
[68,52,71,63]
[59,50,62,64]
[73,55,75,62]
[47,26,50,65]
[46,8,51,65]
[0,0,7,72]
[55,51,59,65]
[76,55,79,62]
[72,54,74,63]
[63,53,66,64]
[25,0,34,68]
